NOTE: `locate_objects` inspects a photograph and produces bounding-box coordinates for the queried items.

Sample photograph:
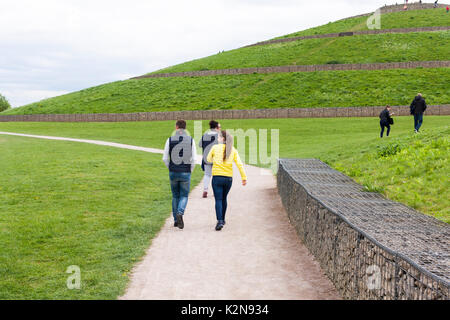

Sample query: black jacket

[379,109,391,124]
[410,96,427,115]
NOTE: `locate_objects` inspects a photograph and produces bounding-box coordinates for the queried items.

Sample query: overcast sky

[1,0,397,108]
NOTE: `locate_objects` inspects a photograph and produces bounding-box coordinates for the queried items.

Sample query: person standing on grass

[163,120,196,229]
[379,105,394,138]
[207,130,247,231]
[199,120,221,198]
[410,93,427,133]
[446,5,449,12]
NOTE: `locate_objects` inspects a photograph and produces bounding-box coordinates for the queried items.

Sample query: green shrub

[0,94,11,112]
[377,143,404,157]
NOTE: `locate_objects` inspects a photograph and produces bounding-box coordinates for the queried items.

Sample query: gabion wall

[1,104,449,122]
[277,159,449,300]
[246,26,450,48]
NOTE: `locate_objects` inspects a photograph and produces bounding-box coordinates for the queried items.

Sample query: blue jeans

[414,113,423,131]
[212,176,233,222]
[169,172,191,221]
[380,121,390,138]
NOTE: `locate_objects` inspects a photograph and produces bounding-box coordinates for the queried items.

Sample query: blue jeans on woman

[212,176,233,222]
[169,172,191,221]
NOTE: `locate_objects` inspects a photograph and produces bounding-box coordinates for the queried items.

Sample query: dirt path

[0,131,339,300]
[120,167,339,300]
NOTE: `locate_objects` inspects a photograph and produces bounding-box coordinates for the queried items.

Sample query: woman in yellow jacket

[207,130,247,231]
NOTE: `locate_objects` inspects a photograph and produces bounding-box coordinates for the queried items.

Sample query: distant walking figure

[446,5,449,12]
[379,105,394,138]
[410,93,427,133]
[199,120,221,198]
[207,130,247,231]
[163,120,197,229]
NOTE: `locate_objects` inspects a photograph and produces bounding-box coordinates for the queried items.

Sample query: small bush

[377,143,404,157]
[326,60,342,64]
[0,93,11,112]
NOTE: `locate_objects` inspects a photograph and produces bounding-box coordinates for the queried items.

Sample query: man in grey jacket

[163,120,197,229]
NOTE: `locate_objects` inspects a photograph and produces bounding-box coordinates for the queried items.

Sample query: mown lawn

[151,31,450,74]
[1,116,448,222]
[0,135,202,299]
[2,68,449,115]
[276,8,450,39]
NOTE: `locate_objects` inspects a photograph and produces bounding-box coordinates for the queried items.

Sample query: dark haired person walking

[410,93,427,133]
[199,120,221,198]
[207,130,247,231]
[163,120,197,229]
[379,105,393,138]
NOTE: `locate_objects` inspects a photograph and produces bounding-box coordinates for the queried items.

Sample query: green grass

[2,68,449,115]
[1,116,448,223]
[276,8,450,39]
[0,135,202,299]
[334,127,449,223]
[151,31,450,74]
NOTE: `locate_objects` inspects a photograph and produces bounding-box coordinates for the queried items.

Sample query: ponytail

[220,130,233,162]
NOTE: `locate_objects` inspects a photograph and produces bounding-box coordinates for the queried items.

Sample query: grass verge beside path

[0,135,202,299]
[2,68,449,115]
[334,126,449,223]
[1,116,448,222]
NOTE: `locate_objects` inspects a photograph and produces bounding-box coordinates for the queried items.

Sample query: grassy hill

[2,69,449,114]
[2,6,449,115]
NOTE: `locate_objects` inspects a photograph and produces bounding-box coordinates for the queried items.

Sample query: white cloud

[0,0,389,108]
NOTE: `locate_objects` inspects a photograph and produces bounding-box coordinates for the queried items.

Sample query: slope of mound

[2,68,449,115]
[149,31,449,74]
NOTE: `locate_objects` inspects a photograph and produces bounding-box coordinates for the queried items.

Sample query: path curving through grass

[0,131,339,299]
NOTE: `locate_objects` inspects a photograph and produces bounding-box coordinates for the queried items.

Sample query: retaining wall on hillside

[133,61,450,79]
[277,159,449,300]
[380,2,448,13]
[246,26,450,47]
[1,104,449,122]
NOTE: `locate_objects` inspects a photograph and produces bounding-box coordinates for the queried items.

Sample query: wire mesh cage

[277,158,449,300]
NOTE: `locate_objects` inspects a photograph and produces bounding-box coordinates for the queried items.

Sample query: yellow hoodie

[207,144,247,180]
